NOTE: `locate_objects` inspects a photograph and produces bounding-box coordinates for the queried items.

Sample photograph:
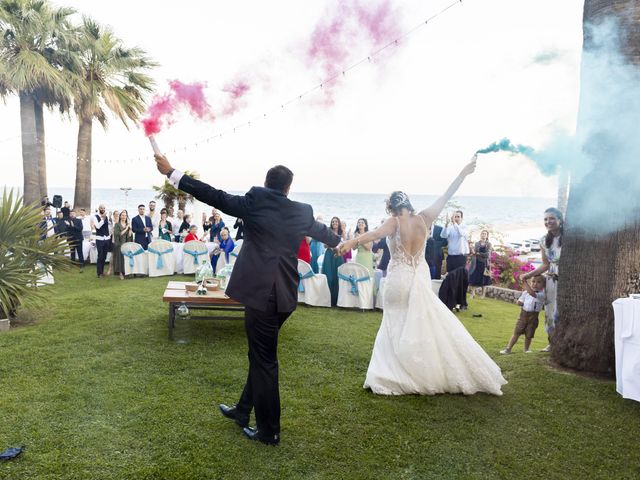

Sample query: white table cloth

[612,296,640,402]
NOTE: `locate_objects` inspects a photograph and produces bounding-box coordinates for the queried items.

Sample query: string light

[3,0,462,165]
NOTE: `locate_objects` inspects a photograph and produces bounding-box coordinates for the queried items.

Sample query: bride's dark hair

[385,191,415,215]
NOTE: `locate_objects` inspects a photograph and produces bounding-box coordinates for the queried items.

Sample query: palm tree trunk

[34,101,48,200]
[19,92,40,206]
[552,0,640,376]
[73,117,93,212]
[556,169,570,215]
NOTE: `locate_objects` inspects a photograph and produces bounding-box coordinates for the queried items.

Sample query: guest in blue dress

[211,227,235,272]
[209,211,225,242]
[322,216,344,306]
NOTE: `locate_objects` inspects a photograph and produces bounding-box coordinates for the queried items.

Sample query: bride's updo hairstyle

[385,191,415,215]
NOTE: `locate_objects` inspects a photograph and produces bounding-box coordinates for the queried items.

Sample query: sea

[49,187,554,244]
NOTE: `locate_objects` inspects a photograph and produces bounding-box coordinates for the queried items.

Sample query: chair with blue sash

[182,240,209,274]
[148,240,175,277]
[297,259,331,307]
[337,262,374,310]
[121,242,148,276]
[228,244,242,267]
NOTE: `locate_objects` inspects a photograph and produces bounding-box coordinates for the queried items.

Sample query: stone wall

[481,286,521,304]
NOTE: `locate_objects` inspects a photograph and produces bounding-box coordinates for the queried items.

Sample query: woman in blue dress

[211,227,235,272]
[322,216,344,306]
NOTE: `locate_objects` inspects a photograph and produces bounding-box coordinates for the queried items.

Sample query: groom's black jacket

[177,175,341,312]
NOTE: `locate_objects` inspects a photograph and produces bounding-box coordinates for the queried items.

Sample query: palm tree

[0,0,76,204]
[0,189,71,319]
[72,17,156,212]
[552,0,640,376]
[153,170,200,213]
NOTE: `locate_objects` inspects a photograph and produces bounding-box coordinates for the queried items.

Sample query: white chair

[121,242,148,276]
[182,240,210,274]
[148,240,175,277]
[228,244,242,266]
[214,249,227,275]
[337,263,374,310]
[376,276,385,309]
[297,260,331,307]
[35,262,54,286]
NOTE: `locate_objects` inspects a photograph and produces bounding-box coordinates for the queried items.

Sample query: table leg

[168,302,175,340]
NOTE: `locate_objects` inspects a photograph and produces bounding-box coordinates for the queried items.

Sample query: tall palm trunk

[73,117,93,211]
[552,0,640,376]
[34,100,48,200]
[19,91,40,206]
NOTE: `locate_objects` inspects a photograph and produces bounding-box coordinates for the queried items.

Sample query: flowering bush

[490,247,535,290]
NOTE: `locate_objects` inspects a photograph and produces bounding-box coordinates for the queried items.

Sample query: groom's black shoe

[242,427,280,446]
[219,404,249,428]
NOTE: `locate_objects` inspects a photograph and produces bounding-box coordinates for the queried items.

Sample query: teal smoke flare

[476,138,535,156]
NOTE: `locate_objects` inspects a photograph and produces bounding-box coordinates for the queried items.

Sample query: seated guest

[184,224,200,244]
[298,237,311,264]
[131,204,153,250]
[211,227,235,272]
[158,208,173,241]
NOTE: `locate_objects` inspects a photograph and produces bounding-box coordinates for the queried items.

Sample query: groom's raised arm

[156,154,248,218]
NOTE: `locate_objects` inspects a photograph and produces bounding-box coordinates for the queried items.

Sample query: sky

[0,0,585,196]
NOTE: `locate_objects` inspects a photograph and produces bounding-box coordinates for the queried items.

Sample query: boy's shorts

[514,310,540,339]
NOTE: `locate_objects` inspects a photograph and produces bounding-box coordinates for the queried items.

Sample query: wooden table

[162,281,244,339]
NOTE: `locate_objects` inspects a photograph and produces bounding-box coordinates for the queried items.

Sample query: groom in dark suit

[155,154,341,445]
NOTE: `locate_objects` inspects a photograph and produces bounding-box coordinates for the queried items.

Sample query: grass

[0,269,639,480]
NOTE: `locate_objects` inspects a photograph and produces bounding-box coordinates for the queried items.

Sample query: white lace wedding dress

[364,219,507,395]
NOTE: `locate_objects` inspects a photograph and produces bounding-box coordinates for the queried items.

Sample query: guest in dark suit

[131,204,153,250]
[54,211,67,236]
[155,154,341,445]
[425,223,447,280]
[66,210,85,269]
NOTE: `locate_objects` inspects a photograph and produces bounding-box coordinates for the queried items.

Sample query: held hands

[337,239,357,256]
[154,154,173,175]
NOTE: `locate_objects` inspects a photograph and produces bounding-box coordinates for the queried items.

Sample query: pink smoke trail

[141,80,214,136]
[306,0,402,104]
[221,79,252,116]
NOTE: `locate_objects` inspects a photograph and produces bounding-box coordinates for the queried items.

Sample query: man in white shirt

[148,200,161,239]
[440,210,469,273]
[171,209,184,242]
[79,208,92,240]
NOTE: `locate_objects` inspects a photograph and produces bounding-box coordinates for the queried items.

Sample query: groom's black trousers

[236,288,291,436]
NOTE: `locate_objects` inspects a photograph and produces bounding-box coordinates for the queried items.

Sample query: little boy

[500,275,546,354]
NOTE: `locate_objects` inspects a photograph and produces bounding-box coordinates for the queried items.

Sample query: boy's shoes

[524,350,533,353]
[499,348,511,355]
[541,345,551,352]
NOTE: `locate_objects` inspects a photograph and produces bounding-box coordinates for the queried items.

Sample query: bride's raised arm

[337,217,396,255]
[419,154,477,224]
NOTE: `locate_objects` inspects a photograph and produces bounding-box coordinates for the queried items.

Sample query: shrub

[490,247,535,290]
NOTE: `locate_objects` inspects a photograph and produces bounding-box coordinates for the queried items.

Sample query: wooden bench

[162,281,244,339]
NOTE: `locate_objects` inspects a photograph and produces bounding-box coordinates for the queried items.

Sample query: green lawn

[0,269,638,480]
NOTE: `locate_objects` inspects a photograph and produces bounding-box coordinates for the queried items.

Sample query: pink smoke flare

[141,80,214,136]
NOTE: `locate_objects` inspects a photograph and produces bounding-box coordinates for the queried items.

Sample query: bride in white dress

[338,155,506,395]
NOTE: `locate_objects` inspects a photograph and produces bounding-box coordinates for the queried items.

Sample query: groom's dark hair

[265,165,293,193]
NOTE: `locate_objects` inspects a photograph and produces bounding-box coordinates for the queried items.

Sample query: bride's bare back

[394,212,429,257]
